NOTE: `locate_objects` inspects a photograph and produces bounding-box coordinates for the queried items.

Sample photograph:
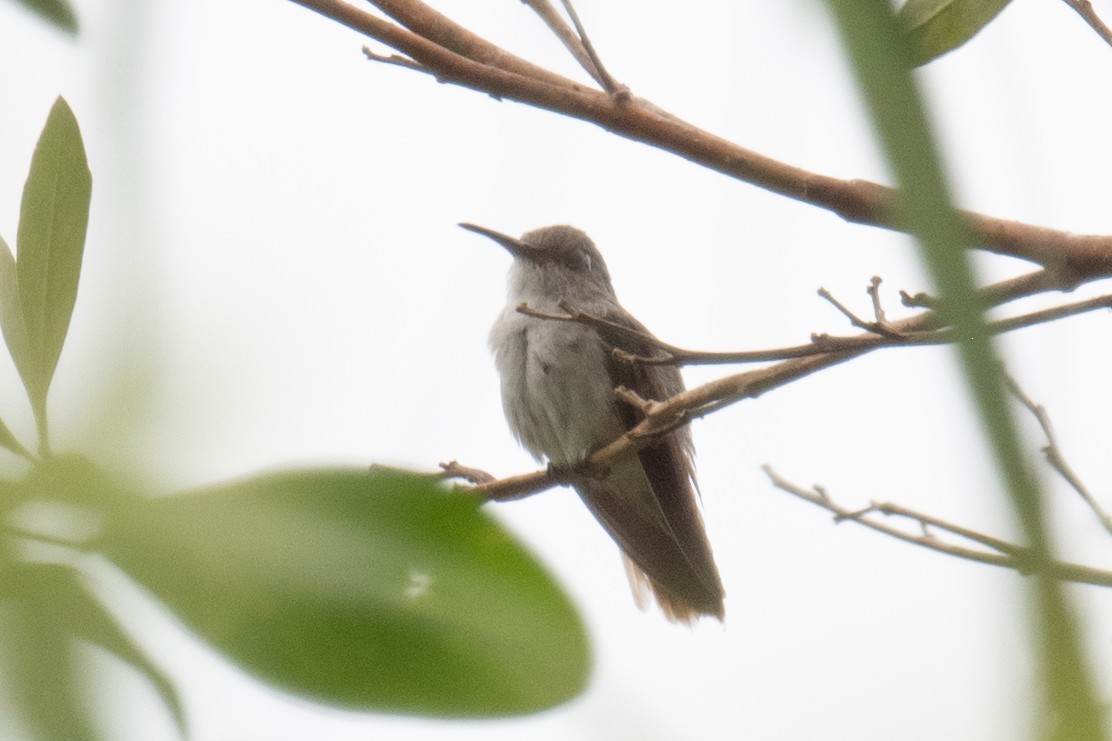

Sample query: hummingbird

[461,223,724,622]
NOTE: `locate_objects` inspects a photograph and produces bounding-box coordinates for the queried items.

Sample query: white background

[2,0,1112,739]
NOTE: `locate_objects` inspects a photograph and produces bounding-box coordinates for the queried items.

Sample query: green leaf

[898,0,1013,66]
[0,239,35,460]
[0,236,31,379]
[0,559,184,738]
[15,96,92,450]
[0,415,33,460]
[101,468,591,717]
[0,559,99,741]
[49,565,187,736]
[825,1,1104,739]
[12,0,79,34]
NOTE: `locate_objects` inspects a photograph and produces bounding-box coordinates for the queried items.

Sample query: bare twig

[1061,0,1112,48]
[900,289,937,309]
[764,466,1112,587]
[439,460,496,485]
[516,301,678,358]
[818,285,904,339]
[869,500,1022,557]
[289,0,1112,508]
[362,45,431,73]
[463,286,1112,503]
[1006,376,1112,536]
[613,386,655,415]
[557,0,627,99]
[520,0,605,86]
[904,269,1068,312]
[521,0,627,97]
[471,354,848,501]
[521,289,1112,367]
[288,0,1112,279]
[472,469,562,501]
[867,276,888,325]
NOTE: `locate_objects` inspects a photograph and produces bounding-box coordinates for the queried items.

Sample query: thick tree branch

[289,2,1112,527]
[288,0,1112,280]
[1061,0,1112,48]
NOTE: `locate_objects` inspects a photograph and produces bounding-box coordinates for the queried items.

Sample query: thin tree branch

[817,285,905,339]
[867,275,888,325]
[438,460,496,485]
[461,280,1112,502]
[556,0,627,98]
[471,354,840,501]
[519,0,606,88]
[519,285,1112,367]
[1006,376,1112,537]
[1061,0,1112,48]
[361,45,429,73]
[764,466,1112,587]
[288,0,1112,510]
[288,0,1112,279]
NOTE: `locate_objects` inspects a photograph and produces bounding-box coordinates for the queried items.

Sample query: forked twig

[764,466,1112,586]
[1006,376,1112,536]
[556,0,627,98]
[439,460,496,485]
[516,290,1112,367]
[519,0,603,85]
[818,285,904,339]
[867,276,888,324]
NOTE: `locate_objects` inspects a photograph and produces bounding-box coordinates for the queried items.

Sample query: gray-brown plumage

[461,223,724,622]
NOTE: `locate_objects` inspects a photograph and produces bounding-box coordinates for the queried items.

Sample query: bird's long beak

[459,223,531,258]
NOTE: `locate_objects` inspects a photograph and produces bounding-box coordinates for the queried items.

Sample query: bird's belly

[494,318,622,467]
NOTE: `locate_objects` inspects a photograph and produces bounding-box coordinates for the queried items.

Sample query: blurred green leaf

[0,559,98,741]
[0,239,34,460]
[15,96,92,452]
[49,565,187,736]
[101,468,590,717]
[0,237,31,383]
[898,0,1012,65]
[11,0,78,34]
[0,414,31,461]
[18,453,117,512]
[0,459,181,739]
[826,1,1104,739]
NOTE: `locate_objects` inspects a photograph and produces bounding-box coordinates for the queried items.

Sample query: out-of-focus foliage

[825,2,1104,740]
[0,97,90,454]
[898,0,1013,65]
[103,467,590,717]
[9,0,78,34]
[0,98,591,740]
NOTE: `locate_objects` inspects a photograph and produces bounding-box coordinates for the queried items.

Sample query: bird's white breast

[489,304,623,467]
